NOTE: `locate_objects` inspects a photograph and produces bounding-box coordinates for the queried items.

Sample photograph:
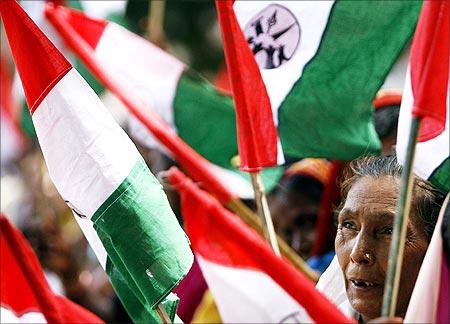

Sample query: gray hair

[339,155,445,239]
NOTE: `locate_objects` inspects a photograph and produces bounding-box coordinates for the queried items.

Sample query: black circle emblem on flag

[244,4,301,70]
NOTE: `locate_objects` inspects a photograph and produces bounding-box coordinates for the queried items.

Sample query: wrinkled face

[335,176,428,321]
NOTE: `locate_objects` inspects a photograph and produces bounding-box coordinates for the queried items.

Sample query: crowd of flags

[1,0,449,323]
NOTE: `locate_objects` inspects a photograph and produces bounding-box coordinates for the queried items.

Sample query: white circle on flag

[244,4,301,69]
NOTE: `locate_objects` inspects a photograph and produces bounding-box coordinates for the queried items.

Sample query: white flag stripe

[74,215,108,269]
[208,164,255,199]
[396,68,449,180]
[81,1,127,19]
[0,307,46,324]
[95,21,269,197]
[95,23,185,129]
[32,69,139,220]
[234,1,334,124]
[197,255,311,323]
[316,256,354,319]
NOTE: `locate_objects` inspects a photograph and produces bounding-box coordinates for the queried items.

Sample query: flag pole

[147,0,165,44]
[382,116,421,317]
[226,198,319,281]
[155,304,171,324]
[250,171,281,256]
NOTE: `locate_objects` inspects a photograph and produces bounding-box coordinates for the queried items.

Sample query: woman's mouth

[349,279,381,288]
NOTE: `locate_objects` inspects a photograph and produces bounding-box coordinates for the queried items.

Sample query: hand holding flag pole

[382,0,449,317]
[215,0,281,256]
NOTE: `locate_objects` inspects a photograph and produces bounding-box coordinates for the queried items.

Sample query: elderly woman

[317,155,444,322]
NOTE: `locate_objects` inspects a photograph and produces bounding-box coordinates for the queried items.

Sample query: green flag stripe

[428,157,450,193]
[101,231,150,310]
[106,256,179,323]
[279,1,421,159]
[173,71,284,191]
[105,256,155,323]
[92,158,193,308]
[20,101,36,140]
[174,70,238,169]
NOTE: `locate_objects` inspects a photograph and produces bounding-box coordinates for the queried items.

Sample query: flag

[233,0,418,158]
[396,0,449,193]
[233,1,422,159]
[11,0,129,141]
[0,214,103,323]
[0,1,193,322]
[167,167,353,323]
[404,195,449,323]
[216,0,279,171]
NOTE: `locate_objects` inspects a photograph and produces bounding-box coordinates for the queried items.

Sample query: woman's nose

[350,232,376,265]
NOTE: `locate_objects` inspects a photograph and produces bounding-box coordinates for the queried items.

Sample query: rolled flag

[216,0,279,171]
[167,167,353,323]
[0,1,193,322]
[0,214,103,323]
[404,195,450,323]
[396,0,449,193]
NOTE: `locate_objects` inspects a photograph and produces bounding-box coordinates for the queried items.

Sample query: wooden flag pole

[147,0,166,44]
[381,116,421,317]
[226,198,319,282]
[250,171,281,256]
[155,303,171,324]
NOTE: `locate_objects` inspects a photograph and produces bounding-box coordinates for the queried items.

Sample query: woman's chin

[350,298,382,321]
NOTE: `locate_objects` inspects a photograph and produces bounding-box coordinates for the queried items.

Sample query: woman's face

[335,176,428,321]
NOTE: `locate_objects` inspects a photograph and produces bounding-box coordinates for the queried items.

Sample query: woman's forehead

[343,176,399,211]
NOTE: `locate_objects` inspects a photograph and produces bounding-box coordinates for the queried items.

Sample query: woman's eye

[342,220,356,230]
[380,226,393,235]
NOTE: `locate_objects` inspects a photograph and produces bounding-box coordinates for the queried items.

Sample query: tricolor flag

[0,1,193,322]
[0,214,103,323]
[11,0,129,141]
[167,167,352,323]
[397,0,449,193]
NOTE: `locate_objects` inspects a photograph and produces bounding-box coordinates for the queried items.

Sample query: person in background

[373,90,402,156]
[269,158,334,270]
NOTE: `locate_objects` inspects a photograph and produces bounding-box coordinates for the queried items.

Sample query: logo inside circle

[244,4,301,70]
